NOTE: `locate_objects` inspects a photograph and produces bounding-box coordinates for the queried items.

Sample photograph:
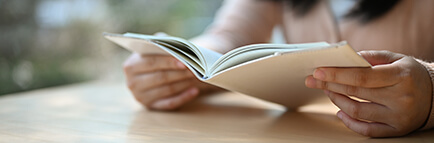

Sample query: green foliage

[0,0,222,95]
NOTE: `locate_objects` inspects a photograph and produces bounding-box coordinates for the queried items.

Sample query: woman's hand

[305,50,433,137]
[123,53,221,110]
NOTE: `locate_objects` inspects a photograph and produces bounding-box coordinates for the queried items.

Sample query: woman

[123,0,434,137]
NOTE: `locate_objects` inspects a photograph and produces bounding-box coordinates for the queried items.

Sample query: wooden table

[0,81,433,143]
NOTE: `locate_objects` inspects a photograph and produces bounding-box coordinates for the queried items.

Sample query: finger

[326,91,392,124]
[123,54,186,75]
[128,70,194,92]
[337,110,399,137]
[134,79,194,106]
[313,64,402,88]
[358,51,405,66]
[150,87,199,110]
[305,76,390,104]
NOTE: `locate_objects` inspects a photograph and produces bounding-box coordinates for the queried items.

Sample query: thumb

[358,50,405,66]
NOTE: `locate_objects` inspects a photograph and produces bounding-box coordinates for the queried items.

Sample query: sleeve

[416,59,434,130]
[191,0,283,54]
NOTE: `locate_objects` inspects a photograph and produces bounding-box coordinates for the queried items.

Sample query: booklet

[104,32,371,108]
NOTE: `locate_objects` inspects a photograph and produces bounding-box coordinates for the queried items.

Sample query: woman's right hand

[123,53,201,110]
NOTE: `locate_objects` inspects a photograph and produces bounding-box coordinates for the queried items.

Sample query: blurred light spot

[12,60,33,89]
[35,0,103,28]
[36,0,69,28]
[44,95,80,107]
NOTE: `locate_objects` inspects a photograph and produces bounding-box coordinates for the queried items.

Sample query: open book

[104,32,371,108]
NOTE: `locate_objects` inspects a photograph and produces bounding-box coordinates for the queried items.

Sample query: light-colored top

[193,0,434,130]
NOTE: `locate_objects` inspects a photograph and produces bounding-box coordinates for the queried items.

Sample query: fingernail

[176,61,186,69]
[305,76,317,88]
[313,68,326,80]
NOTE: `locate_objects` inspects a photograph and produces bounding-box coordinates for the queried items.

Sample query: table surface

[0,81,433,143]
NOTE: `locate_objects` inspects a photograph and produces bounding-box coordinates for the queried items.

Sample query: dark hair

[285,0,401,23]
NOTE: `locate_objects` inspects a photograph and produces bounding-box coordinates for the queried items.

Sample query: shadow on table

[127,94,434,143]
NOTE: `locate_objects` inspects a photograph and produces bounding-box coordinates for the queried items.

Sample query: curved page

[209,42,330,77]
[204,44,370,108]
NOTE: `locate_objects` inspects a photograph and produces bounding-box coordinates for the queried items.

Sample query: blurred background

[0,0,223,95]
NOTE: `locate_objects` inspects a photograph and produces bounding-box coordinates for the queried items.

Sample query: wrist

[415,58,434,130]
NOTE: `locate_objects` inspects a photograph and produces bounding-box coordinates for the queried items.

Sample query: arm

[124,0,282,110]
[191,0,283,54]
[190,0,284,97]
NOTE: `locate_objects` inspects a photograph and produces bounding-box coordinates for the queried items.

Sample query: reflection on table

[0,81,432,143]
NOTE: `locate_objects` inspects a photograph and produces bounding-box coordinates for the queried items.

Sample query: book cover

[104,32,371,108]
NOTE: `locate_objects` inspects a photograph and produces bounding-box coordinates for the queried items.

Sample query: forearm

[190,34,235,54]
[191,0,282,54]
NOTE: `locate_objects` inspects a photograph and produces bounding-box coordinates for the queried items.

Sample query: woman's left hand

[305,50,433,137]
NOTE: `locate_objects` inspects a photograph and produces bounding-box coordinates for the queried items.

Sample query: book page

[205,43,371,108]
[152,37,224,78]
[104,33,206,78]
[104,33,169,55]
[154,41,205,76]
[123,33,225,77]
[123,33,208,63]
[209,42,330,77]
[192,45,223,76]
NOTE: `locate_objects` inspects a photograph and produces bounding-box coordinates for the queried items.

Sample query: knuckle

[320,81,329,90]
[348,104,361,118]
[157,72,169,83]
[345,85,358,96]
[391,65,403,75]
[123,61,134,73]
[354,72,368,87]
[143,56,157,67]
[329,70,337,82]
[165,85,176,95]
[398,65,412,81]
[360,107,374,119]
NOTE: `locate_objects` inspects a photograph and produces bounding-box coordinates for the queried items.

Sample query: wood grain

[0,81,433,143]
